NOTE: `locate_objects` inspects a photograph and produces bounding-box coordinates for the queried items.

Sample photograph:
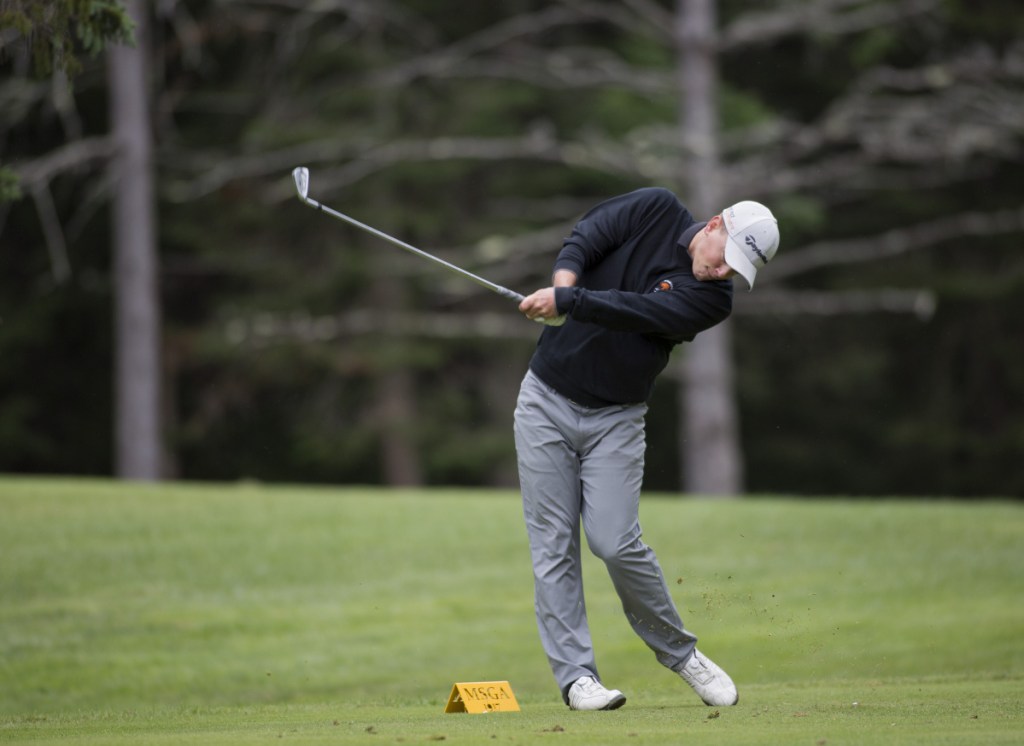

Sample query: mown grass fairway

[1,477,1021,744]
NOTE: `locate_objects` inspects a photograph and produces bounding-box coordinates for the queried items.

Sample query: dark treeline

[1,0,1022,497]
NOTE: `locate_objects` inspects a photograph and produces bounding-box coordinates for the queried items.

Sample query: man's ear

[706,214,723,231]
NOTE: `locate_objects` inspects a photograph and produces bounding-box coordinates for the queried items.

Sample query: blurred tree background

[1,0,1022,497]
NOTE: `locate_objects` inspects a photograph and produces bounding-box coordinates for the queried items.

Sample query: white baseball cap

[722,201,780,290]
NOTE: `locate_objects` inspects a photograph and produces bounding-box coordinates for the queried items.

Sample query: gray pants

[514,370,697,700]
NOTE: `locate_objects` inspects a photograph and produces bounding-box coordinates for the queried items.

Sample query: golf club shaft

[301,195,525,304]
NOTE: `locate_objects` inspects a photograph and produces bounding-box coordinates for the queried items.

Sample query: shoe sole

[603,694,627,710]
[701,693,739,707]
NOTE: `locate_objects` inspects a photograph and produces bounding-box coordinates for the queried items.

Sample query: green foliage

[75,0,131,55]
[0,161,20,200]
[719,85,776,132]
[0,1,134,204]
[0,7,31,35]
[945,0,1024,44]
[2,1,1023,495]
[591,88,675,136]
[848,26,901,68]
[0,0,134,77]
[0,279,113,474]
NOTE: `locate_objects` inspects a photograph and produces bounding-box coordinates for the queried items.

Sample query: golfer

[515,187,779,711]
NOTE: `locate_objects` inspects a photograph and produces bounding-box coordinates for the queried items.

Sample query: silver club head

[292,166,310,200]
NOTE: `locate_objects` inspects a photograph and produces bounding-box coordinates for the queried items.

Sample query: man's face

[688,215,737,282]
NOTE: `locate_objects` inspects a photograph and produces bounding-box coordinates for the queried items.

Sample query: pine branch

[734,288,937,319]
[167,129,645,204]
[367,4,590,87]
[768,206,1024,281]
[223,308,540,345]
[30,182,71,284]
[13,136,115,188]
[720,0,942,51]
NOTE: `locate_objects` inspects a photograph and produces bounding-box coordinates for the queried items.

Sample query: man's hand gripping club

[519,270,575,327]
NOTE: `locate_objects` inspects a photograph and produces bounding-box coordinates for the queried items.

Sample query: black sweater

[528,187,733,407]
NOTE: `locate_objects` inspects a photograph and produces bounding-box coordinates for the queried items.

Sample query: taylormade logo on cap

[722,201,779,290]
[745,234,768,264]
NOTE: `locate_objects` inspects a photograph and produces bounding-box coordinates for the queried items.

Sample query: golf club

[292,167,564,326]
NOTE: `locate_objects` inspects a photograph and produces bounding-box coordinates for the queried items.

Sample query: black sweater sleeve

[555,280,732,343]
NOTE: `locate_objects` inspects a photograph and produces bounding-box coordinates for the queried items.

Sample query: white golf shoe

[567,676,627,711]
[678,649,739,706]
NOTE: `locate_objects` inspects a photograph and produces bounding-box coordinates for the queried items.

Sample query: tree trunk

[107,0,162,480]
[376,365,424,486]
[370,273,423,486]
[676,0,743,496]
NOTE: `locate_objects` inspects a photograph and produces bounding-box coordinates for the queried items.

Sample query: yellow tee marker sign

[444,681,520,713]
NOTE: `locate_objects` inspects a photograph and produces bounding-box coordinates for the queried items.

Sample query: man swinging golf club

[514,188,779,710]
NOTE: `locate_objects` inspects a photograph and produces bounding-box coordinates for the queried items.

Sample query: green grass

[0,477,1021,744]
